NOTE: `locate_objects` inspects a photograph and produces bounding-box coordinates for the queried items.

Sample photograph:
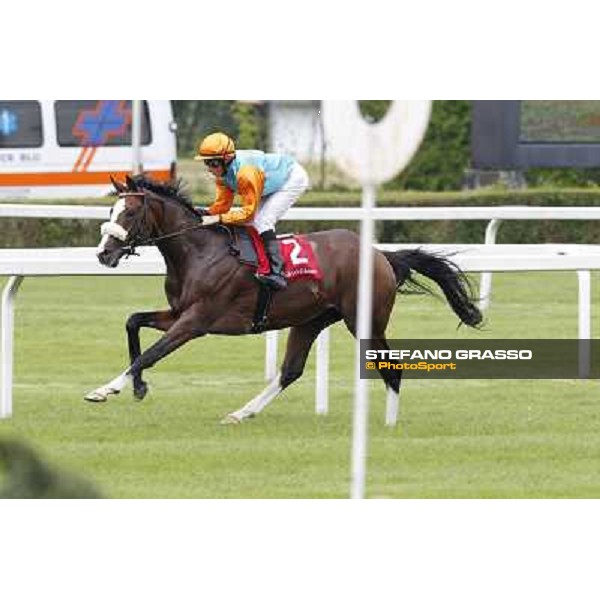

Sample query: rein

[117,192,235,257]
[123,222,208,256]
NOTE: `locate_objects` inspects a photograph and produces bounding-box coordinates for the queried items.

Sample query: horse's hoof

[133,382,148,400]
[84,392,107,403]
[84,388,118,403]
[221,414,242,425]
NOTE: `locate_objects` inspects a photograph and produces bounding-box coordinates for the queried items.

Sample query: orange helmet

[194,132,236,161]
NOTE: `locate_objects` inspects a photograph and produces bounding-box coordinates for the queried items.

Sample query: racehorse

[87,175,482,423]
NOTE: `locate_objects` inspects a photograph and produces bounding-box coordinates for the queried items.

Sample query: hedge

[2,188,600,248]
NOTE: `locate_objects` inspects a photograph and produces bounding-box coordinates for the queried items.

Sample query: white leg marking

[385,385,399,426]
[84,370,132,402]
[222,373,283,424]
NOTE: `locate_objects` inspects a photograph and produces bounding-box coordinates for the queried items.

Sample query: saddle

[220,225,323,333]
[224,226,322,283]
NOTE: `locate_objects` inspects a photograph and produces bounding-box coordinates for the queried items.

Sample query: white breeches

[250,163,310,234]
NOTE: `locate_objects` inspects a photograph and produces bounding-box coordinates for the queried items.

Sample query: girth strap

[251,282,274,334]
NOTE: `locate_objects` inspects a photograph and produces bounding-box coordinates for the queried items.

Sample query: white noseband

[100,221,129,242]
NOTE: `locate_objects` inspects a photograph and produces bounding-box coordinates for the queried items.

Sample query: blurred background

[3,99,600,249]
[170,100,600,192]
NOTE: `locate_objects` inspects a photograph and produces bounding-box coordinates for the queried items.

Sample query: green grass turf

[1,269,600,498]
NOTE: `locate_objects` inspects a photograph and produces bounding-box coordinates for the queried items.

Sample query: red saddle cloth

[245,228,322,281]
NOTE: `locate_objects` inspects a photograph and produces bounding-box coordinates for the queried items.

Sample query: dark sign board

[471,100,600,169]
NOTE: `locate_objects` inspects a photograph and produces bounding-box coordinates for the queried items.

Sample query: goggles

[204,158,224,169]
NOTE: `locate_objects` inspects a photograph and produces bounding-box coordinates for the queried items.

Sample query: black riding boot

[256,230,287,290]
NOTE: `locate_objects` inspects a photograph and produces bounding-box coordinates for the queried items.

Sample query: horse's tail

[382,249,483,328]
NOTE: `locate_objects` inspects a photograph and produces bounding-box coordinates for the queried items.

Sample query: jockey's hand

[194,206,210,218]
[201,214,221,226]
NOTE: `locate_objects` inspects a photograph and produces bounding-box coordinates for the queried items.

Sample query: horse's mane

[128,174,198,216]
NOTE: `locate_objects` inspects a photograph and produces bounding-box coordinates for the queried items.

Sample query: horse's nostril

[97,250,110,266]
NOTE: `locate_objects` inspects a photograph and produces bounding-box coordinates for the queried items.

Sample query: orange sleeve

[207,179,234,215]
[220,165,265,225]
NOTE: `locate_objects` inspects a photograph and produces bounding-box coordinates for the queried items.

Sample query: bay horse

[86,175,482,423]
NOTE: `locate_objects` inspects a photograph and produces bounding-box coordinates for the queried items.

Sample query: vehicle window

[0,101,43,148]
[55,101,152,147]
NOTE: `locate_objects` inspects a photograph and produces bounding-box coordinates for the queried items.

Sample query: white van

[0,100,177,199]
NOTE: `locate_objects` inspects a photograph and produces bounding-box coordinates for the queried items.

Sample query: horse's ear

[110,175,126,194]
[125,174,137,191]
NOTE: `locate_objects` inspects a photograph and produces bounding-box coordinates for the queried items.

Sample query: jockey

[194,132,310,290]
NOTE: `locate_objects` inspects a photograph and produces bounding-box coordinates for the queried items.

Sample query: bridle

[108,191,208,257]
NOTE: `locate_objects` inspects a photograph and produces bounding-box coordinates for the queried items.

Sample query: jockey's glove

[201,214,221,226]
